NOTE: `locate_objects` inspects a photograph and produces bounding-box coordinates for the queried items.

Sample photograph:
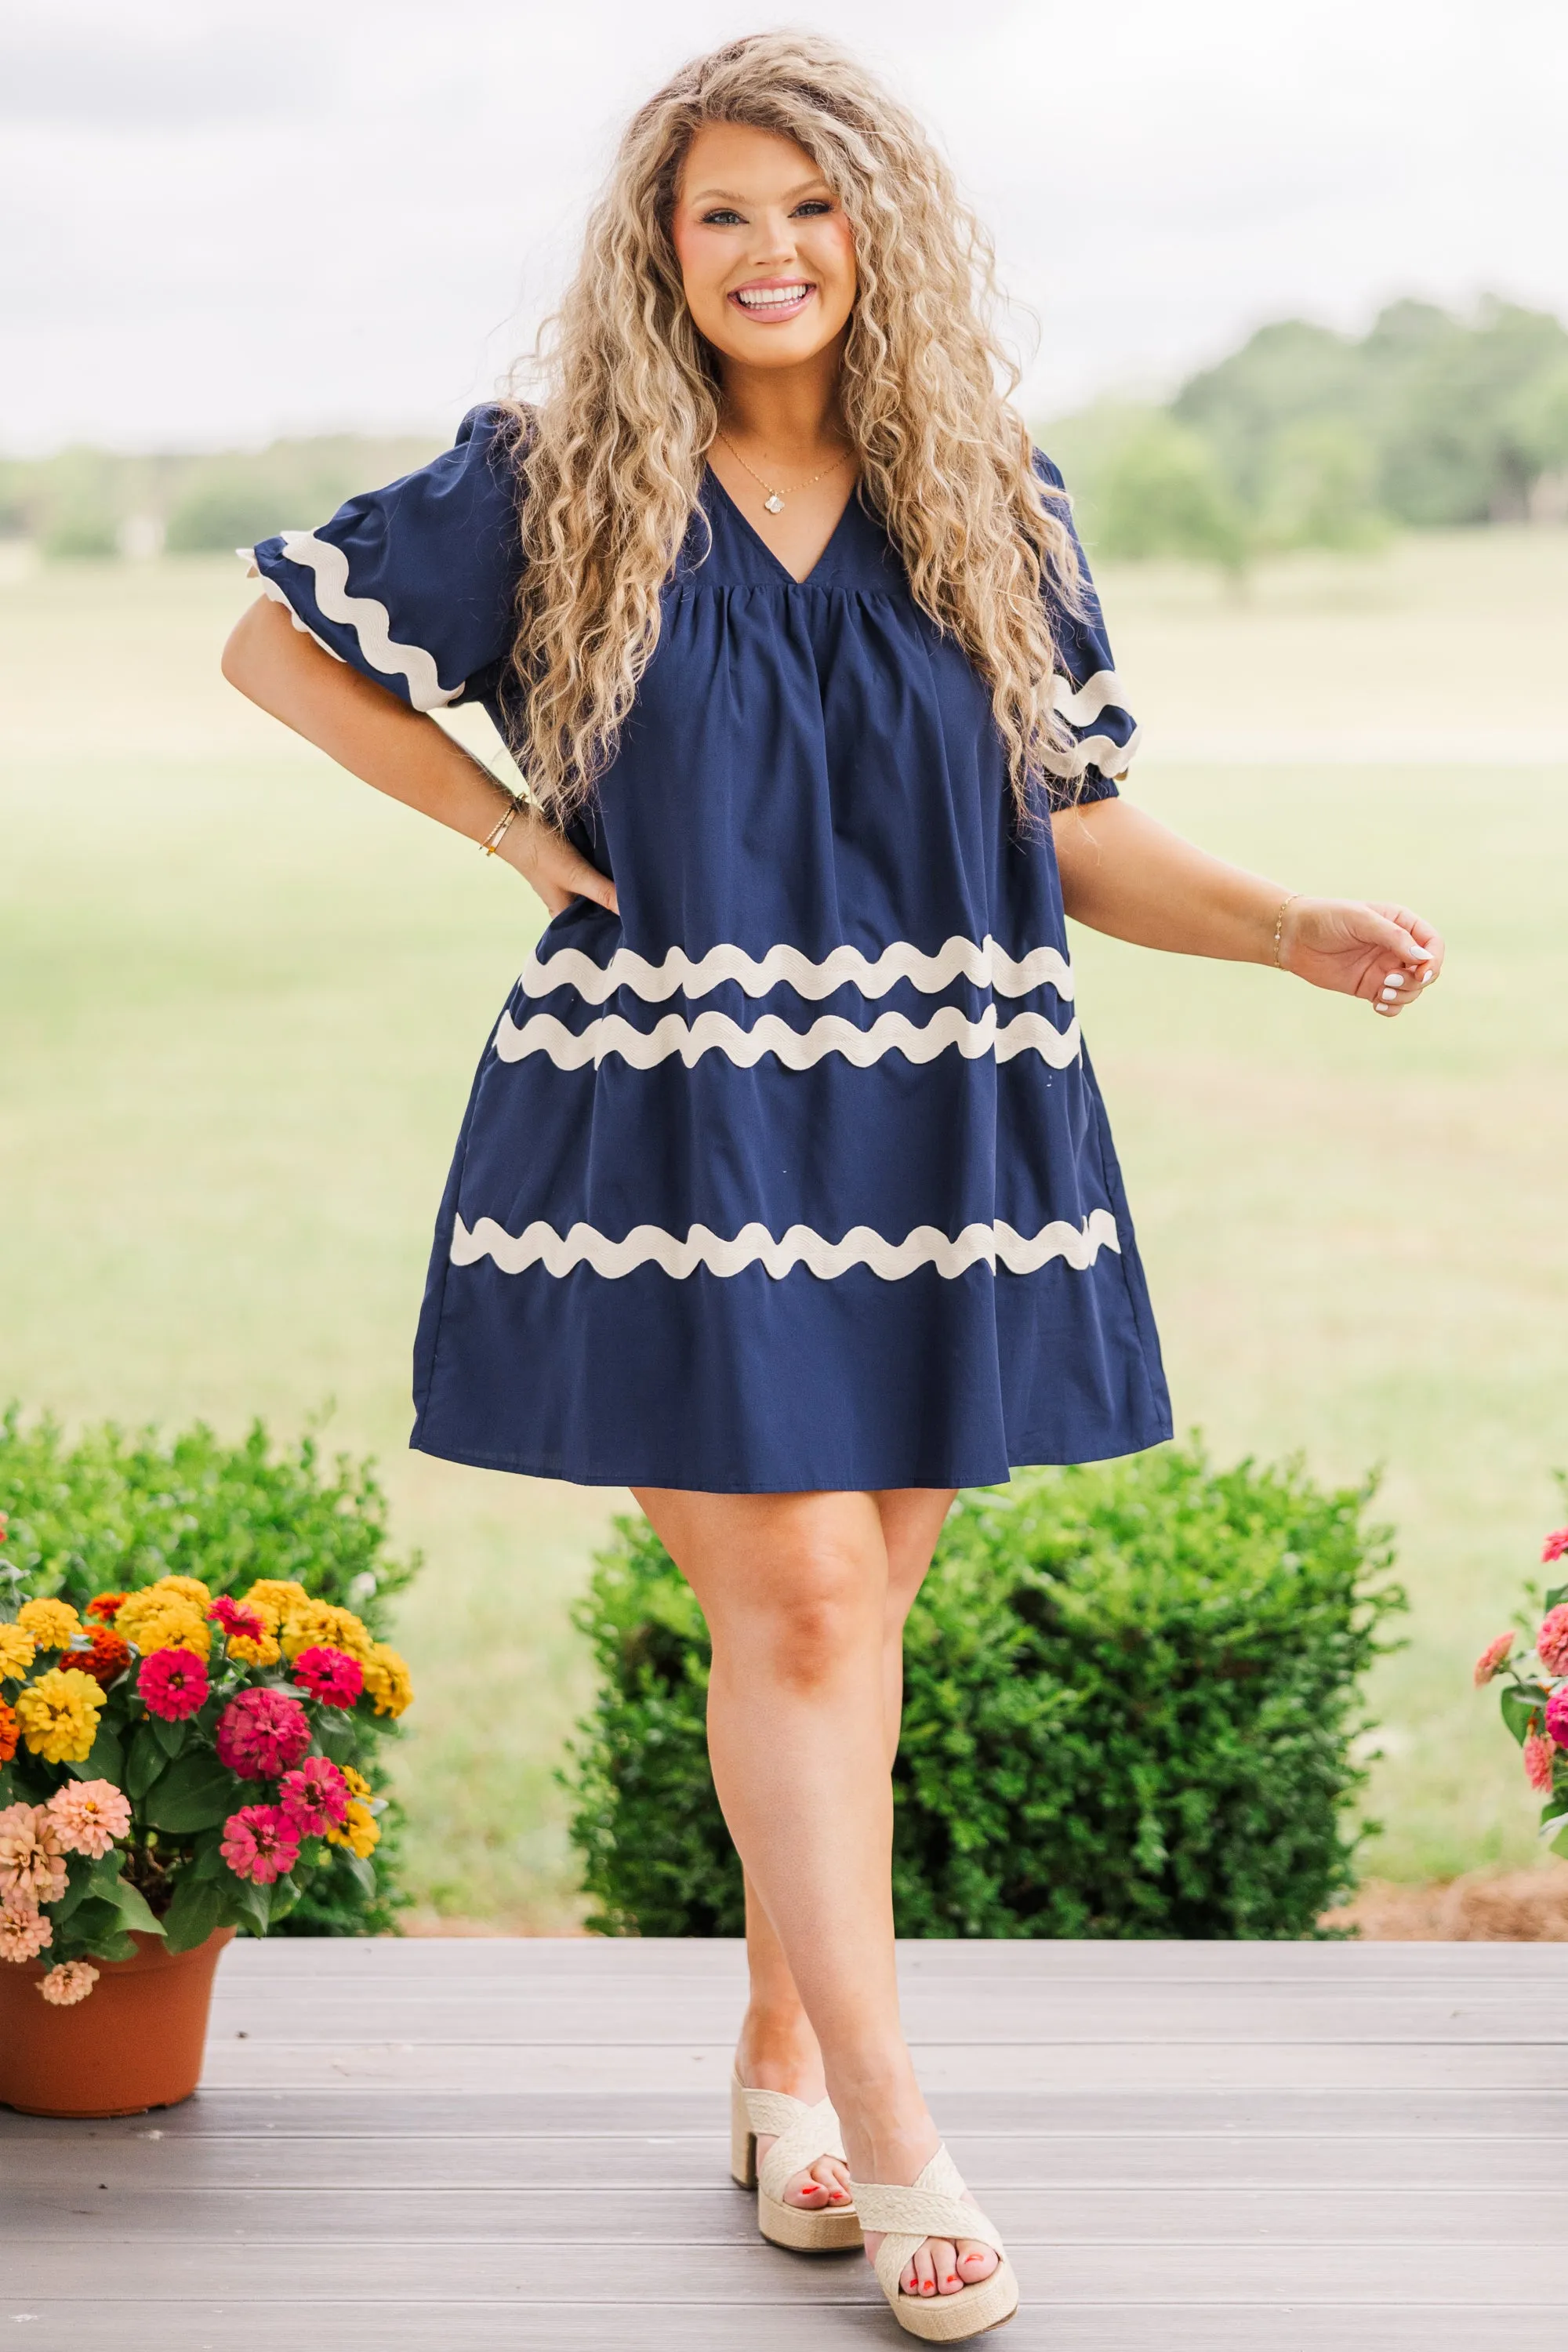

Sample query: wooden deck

[6,1935,1566,2348]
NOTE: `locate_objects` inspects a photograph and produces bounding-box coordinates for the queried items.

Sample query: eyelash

[702,200,833,226]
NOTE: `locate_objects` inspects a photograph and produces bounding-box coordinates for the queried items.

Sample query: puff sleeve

[1033,450,1141,808]
[245,405,522,712]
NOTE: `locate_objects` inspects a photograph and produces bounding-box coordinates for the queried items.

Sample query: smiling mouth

[728,282,815,321]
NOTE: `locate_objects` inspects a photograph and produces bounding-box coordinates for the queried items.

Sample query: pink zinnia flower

[137,1646,210,1722]
[1472,1632,1514,1686]
[291,1646,364,1708]
[0,1803,67,1904]
[1541,1528,1568,1564]
[38,1959,98,2005]
[278,1755,350,1836]
[1536,1605,1568,1679]
[45,1780,132,1859]
[0,1891,51,1962]
[220,1803,300,1884]
[209,1595,267,1643]
[216,1688,311,1778]
[1524,1730,1557,1793]
[1547,1688,1568,1751]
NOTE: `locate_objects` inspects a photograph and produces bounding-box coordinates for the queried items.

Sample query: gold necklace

[715,428,853,514]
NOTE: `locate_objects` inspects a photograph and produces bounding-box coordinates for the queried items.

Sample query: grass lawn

[2,532,1565,1922]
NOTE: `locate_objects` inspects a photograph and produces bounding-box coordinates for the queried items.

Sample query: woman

[223,33,1443,2339]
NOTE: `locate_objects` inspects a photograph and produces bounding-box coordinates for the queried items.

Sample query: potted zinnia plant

[1474,1521,1568,1846]
[0,1519,412,2116]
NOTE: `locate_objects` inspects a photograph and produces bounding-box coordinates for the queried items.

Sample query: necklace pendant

[763,492,785,514]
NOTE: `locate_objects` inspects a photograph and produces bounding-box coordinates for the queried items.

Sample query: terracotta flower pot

[0,1926,235,2118]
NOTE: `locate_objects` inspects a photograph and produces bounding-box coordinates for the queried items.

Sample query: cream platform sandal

[852,2143,1019,2341]
[729,2070,862,2252]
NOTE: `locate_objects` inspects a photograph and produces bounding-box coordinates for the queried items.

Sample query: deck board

[5,1936,1565,2350]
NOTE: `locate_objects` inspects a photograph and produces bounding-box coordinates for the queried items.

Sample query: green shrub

[564,1442,1405,1940]
[0,1409,420,1934]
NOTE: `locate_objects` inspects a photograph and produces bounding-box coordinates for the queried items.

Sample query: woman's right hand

[499,805,619,919]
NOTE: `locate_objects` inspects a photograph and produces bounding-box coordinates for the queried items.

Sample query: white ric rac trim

[1040,721,1143,780]
[494,1003,1080,1071]
[521,935,1075,1007]
[268,530,461,710]
[1052,668,1127,727]
[452,1207,1120,1282]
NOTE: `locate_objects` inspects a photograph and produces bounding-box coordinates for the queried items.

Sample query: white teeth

[735,285,809,307]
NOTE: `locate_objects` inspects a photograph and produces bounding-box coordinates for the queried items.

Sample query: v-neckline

[703,464,862,587]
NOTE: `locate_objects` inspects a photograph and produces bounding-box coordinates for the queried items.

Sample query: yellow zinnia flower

[360,1642,413,1718]
[227,1628,281,1668]
[278,1599,374,1664]
[325,1798,379,1860]
[0,1625,37,1682]
[155,1576,211,1606]
[117,1593,212,1659]
[342,1766,371,1800]
[241,1581,310,1635]
[16,1598,82,1650]
[16,1668,104,1764]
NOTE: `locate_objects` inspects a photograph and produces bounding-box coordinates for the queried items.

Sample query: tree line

[1047,296,1568,579]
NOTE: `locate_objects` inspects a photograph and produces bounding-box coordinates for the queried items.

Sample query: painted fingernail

[1421,970,1434,983]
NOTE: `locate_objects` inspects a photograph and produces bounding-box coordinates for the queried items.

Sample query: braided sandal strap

[735,2085,849,2205]
[851,2144,1004,2302]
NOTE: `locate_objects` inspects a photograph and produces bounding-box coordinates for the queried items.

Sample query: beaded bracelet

[481,797,524,858]
[1272,891,1301,967]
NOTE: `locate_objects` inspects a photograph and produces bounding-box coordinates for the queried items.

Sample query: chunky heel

[729,2068,862,2252]
[729,2069,757,2188]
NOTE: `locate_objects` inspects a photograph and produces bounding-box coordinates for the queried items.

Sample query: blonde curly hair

[504,31,1083,821]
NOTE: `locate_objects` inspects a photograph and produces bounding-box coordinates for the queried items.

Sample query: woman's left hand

[1279,897,1445,1017]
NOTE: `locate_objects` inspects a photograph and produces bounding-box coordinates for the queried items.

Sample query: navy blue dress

[252,407,1171,1491]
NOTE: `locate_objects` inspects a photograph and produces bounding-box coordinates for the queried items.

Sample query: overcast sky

[4,0,1565,452]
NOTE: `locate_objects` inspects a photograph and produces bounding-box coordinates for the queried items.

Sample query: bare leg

[731,1486,954,2214]
[633,1485,995,2301]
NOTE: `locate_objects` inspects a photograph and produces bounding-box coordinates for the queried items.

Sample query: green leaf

[229,1877,273,1935]
[144,1751,241,1834]
[67,1895,136,1955]
[125,1722,168,1805]
[67,1718,124,1784]
[339,1849,376,1901]
[49,1851,98,1928]
[1501,1686,1543,1747]
[104,1875,165,1936]
[314,1711,354,1762]
[1544,1581,1568,1612]
[162,1872,223,1955]
[189,1830,227,1882]
[152,1711,188,1759]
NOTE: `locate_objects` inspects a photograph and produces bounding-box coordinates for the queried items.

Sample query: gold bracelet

[1272,891,1301,967]
[481,797,524,857]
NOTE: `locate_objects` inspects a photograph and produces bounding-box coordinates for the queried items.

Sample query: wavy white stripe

[264,532,461,710]
[1052,668,1129,728]
[521,934,1075,1007]
[494,1003,1080,1071]
[1040,720,1142,780]
[452,1207,1120,1281]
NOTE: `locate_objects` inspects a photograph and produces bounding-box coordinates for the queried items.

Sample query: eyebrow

[685,181,833,205]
